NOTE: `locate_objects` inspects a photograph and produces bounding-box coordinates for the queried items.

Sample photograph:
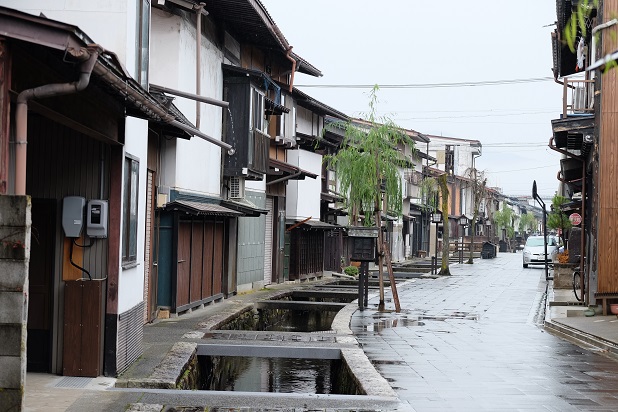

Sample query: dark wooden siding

[289,229,324,280]
[598,0,618,293]
[26,113,109,280]
[174,217,226,312]
[324,229,344,272]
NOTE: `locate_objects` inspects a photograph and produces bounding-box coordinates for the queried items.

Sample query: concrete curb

[544,319,618,359]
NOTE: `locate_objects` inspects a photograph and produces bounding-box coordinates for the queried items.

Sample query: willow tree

[326,85,415,309]
[494,203,515,243]
[518,213,537,236]
[464,168,487,264]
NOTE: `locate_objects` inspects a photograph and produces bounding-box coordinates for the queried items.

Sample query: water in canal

[198,355,357,394]
[218,307,339,332]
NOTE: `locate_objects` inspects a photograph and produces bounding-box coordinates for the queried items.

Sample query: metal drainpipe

[285,47,296,93]
[194,3,206,129]
[15,47,99,195]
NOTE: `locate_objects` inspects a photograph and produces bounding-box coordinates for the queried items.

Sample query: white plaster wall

[245,178,266,193]
[456,145,475,176]
[296,106,321,137]
[6,0,132,66]
[391,221,405,262]
[118,117,149,314]
[150,9,225,197]
[286,150,321,220]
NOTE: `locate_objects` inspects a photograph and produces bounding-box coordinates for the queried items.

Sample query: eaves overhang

[267,158,318,180]
[160,0,321,77]
[283,85,348,120]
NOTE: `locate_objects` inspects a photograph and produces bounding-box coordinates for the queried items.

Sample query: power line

[296,77,554,89]
[395,110,556,121]
[487,164,556,173]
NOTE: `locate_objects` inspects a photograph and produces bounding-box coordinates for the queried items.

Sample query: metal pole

[361,262,369,308]
[532,180,550,281]
[358,261,367,310]
[543,208,549,281]
[434,222,439,275]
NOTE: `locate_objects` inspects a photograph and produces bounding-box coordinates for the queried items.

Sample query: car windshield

[525,237,558,247]
[526,238,545,247]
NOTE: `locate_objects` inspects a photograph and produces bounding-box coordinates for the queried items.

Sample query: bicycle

[573,268,585,302]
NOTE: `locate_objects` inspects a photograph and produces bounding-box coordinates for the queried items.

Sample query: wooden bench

[594,292,618,315]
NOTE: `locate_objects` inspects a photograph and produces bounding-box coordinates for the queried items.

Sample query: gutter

[15,46,99,195]
[285,46,296,93]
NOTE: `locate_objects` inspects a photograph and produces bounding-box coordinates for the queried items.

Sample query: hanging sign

[569,213,582,226]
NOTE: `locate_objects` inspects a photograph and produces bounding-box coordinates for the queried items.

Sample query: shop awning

[163,200,242,217]
[222,198,268,217]
[286,219,341,230]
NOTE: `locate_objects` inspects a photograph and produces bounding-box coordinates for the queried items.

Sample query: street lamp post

[431,211,442,275]
[532,181,551,281]
[458,215,469,264]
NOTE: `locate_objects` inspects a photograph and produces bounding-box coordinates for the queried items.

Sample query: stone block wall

[0,196,31,411]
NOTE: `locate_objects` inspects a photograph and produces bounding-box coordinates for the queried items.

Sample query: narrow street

[352,253,618,411]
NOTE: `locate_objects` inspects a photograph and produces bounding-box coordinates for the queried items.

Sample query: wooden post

[383,244,401,312]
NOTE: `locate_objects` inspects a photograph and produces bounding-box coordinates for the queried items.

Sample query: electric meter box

[62,196,86,238]
[86,200,108,238]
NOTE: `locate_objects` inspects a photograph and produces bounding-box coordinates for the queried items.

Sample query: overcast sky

[261,1,564,200]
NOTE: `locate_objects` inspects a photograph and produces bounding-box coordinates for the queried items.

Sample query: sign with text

[569,213,582,226]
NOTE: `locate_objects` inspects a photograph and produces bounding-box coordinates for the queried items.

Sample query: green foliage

[493,203,515,239]
[419,177,438,212]
[547,195,572,238]
[325,86,415,225]
[343,265,359,277]
[518,213,537,234]
[564,0,599,53]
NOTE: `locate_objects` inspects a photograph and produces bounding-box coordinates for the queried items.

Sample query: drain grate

[54,376,93,388]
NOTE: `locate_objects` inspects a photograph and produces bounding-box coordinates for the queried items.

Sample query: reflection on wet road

[351,253,618,411]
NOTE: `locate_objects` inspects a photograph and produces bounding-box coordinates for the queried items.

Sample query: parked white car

[522,236,560,268]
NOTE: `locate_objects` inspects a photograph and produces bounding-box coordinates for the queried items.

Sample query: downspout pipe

[285,46,296,93]
[150,83,229,108]
[15,47,99,195]
[169,119,235,155]
[91,61,236,155]
[194,3,207,128]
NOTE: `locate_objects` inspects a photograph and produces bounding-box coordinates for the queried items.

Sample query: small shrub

[344,265,359,277]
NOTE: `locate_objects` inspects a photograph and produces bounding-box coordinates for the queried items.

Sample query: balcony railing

[563,78,594,117]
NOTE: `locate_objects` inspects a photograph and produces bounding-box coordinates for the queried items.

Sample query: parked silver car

[522,235,559,268]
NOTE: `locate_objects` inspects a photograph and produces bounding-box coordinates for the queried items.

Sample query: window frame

[122,155,140,267]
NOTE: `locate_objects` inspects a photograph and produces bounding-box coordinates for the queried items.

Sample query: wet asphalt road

[351,252,618,411]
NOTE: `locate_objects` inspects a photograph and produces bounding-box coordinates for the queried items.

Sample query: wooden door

[176,220,191,308]
[27,199,56,372]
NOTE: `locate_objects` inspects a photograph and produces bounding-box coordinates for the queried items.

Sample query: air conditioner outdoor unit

[573,86,586,112]
[229,176,245,199]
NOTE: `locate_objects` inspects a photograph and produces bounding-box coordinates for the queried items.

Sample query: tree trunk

[468,210,477,264]
[438,174,451,276]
